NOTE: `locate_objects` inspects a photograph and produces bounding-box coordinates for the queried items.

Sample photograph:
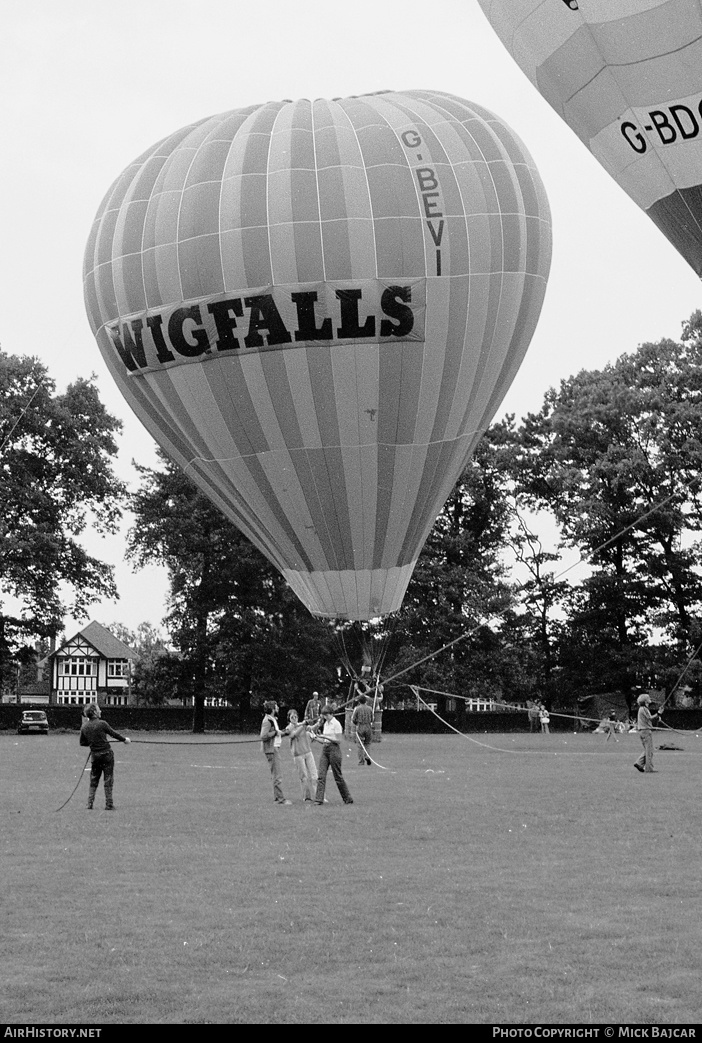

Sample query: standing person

[527,701,540,732]
[539,704,550,734]
[351,694,373,765]
[634,694,663,773]
[304,690,322,724]
[605,711,619,742]
[79,703,131,810]
[260,700,292,805]
[285,709,318,802]
[313,706,353,805]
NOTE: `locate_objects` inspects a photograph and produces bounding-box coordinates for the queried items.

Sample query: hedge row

[3,703,702,734]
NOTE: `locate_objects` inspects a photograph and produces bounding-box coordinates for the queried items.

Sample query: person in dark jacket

[260,700,292,805]
[80,703,131,810]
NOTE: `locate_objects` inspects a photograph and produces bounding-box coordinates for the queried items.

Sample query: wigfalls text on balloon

[106,280,427,375]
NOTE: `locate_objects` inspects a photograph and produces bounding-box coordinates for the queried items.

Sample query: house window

[465,698,494,712]
[108,660,129,678]
[59,657,97,677]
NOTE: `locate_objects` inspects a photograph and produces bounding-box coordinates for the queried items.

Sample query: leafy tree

[127,453,335,728]
[511,314,702,700]
[0,351,125,691]
[105,621,176,705]
[386,428,518,706]
[502,504,575,706]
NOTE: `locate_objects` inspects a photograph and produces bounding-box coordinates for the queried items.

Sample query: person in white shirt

[312,706,353,805]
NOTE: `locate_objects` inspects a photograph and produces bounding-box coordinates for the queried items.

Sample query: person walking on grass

[80,703,131,810]
[634,693,663,774]
[312,706,353,805]
[260,700,292,805]
[351,694,373,765]
[285,708,318,802]
[604,711,619,742]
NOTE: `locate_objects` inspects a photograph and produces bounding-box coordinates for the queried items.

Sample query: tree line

[3,312,702,721]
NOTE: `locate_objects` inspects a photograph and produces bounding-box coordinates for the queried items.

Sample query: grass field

[2,725,702,1025]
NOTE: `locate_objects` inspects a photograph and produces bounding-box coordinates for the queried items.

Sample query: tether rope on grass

[54,751,91,812]
[354,730,393,771]
[409,688,652,756]
[127,736,263,745]
[653,718,702,744]
[411,688,531,753]
[54,736,265,811]
[412,687,702,745]
[414,687,607,729]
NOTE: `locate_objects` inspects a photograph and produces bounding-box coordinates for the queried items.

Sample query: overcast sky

[2,0,700,639]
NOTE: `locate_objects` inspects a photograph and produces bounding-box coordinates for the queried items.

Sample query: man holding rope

[312,705,354,805]
[634,693,663,774]
[260,700,292,805]
[80,703,131,810]
[352,694,373,765]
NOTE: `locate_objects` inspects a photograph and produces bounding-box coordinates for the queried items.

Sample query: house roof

[53,621,137,661]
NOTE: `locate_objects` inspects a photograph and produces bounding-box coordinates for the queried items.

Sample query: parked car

[18,710,49,734]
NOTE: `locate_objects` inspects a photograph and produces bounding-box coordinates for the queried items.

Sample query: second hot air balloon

[478,0,702,277]
[83,90,552,620]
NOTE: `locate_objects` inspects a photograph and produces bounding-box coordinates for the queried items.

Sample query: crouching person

[80,703,131,810]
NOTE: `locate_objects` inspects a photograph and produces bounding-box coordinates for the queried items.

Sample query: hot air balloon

[83,90,551,621]
[478,0,702,276]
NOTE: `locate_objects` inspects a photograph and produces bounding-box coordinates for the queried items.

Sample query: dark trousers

[89,750,114,806]
[265,749,285,802]
[356,725,372,763]
[315,743,352,803]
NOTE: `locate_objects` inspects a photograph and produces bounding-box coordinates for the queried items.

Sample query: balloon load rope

[0,382,45,456]
[332,615,396,689]
[381,485,702,700]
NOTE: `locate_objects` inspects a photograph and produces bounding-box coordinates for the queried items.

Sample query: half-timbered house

[48,621,137,707]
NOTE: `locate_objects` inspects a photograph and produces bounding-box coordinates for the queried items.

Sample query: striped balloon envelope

[478,0,702,276]
[83,90,551,620]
